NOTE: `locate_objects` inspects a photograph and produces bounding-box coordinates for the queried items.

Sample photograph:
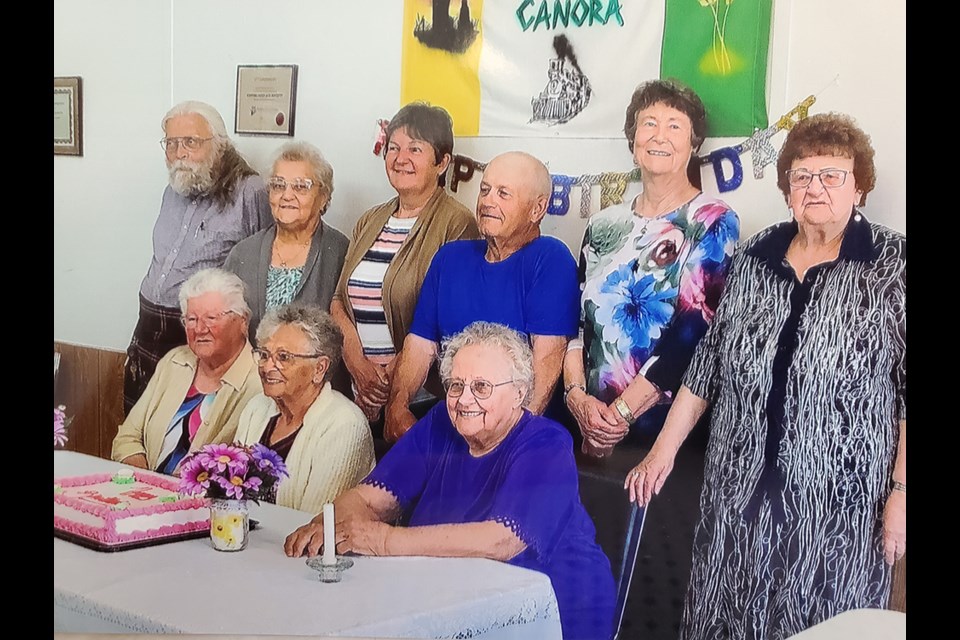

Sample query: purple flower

[179,457,213,496]
[216,473,262,500]
[251,444,289,479]
[197,444,250,474]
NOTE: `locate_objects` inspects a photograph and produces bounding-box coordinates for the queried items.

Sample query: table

[788,609,907,639]
[54,451,561,639]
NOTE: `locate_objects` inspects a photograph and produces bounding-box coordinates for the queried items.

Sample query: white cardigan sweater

[235,383,375,514]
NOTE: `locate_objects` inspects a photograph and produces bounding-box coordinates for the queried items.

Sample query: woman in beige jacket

[112,268,262,474]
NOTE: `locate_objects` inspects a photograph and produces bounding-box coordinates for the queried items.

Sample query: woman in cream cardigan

[235,303,375,513]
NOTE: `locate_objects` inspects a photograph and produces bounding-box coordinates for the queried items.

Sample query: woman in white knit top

[235,303,375,513]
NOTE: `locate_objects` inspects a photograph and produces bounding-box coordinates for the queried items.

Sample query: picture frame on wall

[235,64,298,136]
[54,76,83,156]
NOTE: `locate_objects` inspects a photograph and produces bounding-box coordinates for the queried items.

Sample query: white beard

[167,157,216,196]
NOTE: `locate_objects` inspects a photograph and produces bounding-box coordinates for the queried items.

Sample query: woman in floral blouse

[562,79,740,456]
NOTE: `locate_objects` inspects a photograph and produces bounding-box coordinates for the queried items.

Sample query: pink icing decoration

[54,472,210,545]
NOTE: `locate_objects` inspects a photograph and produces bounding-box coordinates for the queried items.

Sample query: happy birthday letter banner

[374,94,817,216]
[400,0,773,138]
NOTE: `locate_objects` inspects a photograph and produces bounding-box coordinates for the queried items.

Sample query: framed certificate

[235,64,298,136]
[54,76,83,156]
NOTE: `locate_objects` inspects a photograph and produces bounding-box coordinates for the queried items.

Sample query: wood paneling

[98,349,126,459]
[890,555,906,612]
[54,342,125,461]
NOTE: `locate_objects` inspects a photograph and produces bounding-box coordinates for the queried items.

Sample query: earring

[787,207,794,219]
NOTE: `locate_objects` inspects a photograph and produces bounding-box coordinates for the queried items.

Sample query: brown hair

[623,79,708,154]
[776,112,876,204]
[207,144,258,209]
[384,102,455,165]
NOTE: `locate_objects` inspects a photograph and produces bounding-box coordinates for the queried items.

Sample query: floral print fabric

[578,193,739,414]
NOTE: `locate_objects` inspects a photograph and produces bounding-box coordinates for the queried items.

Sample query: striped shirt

[347,216,417,364]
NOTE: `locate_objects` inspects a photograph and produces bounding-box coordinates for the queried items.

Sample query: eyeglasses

[252,348,324,368]
[181,310,236,329]
[160,136,213,154]
[267,177,317,196]
[786,168,850,189]
[444,378,515,400]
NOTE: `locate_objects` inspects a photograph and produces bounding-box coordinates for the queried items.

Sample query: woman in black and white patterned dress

[624,113,906,639]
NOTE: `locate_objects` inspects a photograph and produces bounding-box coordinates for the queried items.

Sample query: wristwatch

[891,480,906,494]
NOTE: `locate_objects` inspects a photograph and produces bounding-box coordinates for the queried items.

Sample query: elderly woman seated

[235,303,375,513]
[112,268,263,474]
[285,321,615,640]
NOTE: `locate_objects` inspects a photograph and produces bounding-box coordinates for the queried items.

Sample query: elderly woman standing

[234,303,375,513]
[286,322,615,640]
[330,102,478,422]
[224,142,348,334]
[626,113,906,639]
[563,79,740,456]
[112,268,262,474]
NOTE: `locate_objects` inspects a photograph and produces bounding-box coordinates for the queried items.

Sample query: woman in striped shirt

[331,103,478,427]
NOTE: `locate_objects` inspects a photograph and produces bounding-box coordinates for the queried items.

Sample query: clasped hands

[565,388,630,457]
[349,356,395,421]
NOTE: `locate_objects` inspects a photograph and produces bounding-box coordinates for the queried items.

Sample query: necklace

[273,239,310,268]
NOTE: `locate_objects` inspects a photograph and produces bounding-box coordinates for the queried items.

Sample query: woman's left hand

[881,491,906,565]
[336,516,391,556]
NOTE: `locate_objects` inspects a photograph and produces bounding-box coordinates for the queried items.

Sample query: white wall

[54,0,172,349]
[54,0,906,350]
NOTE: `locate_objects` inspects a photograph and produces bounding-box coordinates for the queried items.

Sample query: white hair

[162,100,229,140]
[439,322,535,406]
[178,268,251,320]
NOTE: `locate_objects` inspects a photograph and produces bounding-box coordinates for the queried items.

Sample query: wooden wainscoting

[890,555,906,612]
[54,342,126,460]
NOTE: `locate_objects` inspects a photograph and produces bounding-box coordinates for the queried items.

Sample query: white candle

[322,503,336,566]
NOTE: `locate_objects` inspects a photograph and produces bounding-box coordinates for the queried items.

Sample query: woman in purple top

[286,321,615,640]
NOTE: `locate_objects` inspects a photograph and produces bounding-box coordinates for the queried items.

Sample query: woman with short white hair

[112,268,263,474]
[285,321,615,640]
[224,141,349,334]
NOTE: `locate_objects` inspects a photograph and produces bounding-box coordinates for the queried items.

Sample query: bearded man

[123,101,271,415]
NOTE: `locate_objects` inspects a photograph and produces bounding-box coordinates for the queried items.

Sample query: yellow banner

[401,0,484,136]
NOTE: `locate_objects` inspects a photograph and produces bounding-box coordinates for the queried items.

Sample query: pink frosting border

[54,472,210,545]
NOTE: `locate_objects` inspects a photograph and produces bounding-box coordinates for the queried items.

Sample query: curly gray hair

[255,303,343,382]
[438,322,535,407]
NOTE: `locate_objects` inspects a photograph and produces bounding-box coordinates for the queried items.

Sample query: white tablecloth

[788,609,906,639]
[54,451,561,639]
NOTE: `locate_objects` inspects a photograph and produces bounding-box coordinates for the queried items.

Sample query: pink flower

[179,457,213,496]
[197,444,249,474]
[216,474,261,500]
[692,202,729,227]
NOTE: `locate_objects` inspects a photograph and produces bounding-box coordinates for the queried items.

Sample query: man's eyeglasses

[161,136,213,154]
[786,168,850,189]
[252,348,324,368]
[444,378,515,400]
[181,310,236,329]
[267,177,317,196]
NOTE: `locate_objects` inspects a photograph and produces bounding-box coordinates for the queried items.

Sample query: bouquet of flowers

[54,405,71,448]
[178,442,289,503]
